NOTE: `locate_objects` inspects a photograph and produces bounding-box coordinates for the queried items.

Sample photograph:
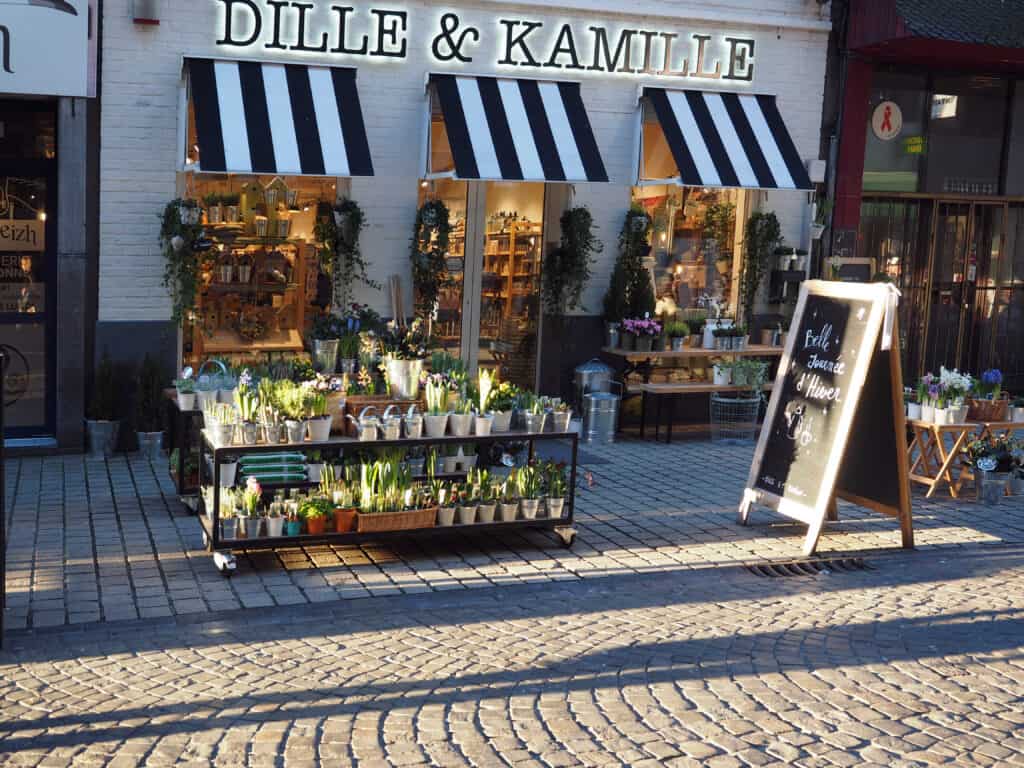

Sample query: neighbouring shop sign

[0,220,44,251]
[871,100,902,141]
[0,0,91,97]
[215,0,757,82]
[739,280,913,556]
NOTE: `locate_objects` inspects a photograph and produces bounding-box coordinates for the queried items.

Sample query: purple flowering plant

[622,317,662,337]
[976,368,1003,400]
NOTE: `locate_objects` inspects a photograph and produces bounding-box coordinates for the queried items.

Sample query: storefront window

[639,100,677,182]
[923,76,1007,195]
[0,103,55,161]
[632,185,743,317]
[480,182,544,389]
[1002,84,1024,196]
[182,174,339,368]
[419,178,468,353]
[863,72,927,193]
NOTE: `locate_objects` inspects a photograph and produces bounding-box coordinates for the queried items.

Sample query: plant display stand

[165,390,202,497]
[197,428,580,576]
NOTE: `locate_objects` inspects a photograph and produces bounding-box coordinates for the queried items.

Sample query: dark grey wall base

[538,314,606,404]
[94,320,178,451]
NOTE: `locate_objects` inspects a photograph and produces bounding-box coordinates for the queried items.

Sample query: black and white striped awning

[187,58,373,177]
[644,88,812,191]
[430,74,608,183]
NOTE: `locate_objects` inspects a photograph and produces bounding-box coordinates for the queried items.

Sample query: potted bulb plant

[134,353,165,461]
[546,398,572,432]
[266,492,286,537]
[276,380,310,443]
[306,450,326,483]
[299,496,332,535]
[436,483,456,526]
[305,381,332,441]
[475,368,495,436]
[423,374,450,438]
[234,370,260,445]
[456,482,477,525]
[488,381,518,432]
[240,477,264,539]
[665,320,691,351]
[449,398,474,437]
[520,393,547,434]
[219,490,238,541]
[518,465,542,519]
[175,373,196,410]
[967,435,1018,506]
[86,350,120,460]
[499,470,520,522]
[545,461,568,519]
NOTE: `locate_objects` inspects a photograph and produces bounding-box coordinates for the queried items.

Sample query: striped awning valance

[643,88,812,191]
[430,74,608,183]
[187,58,373,177]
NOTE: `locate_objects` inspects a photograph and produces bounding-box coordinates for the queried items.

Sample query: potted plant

[206,402,238,446]
[300,496,332,535]
[449,398,474,437]
[810,199,832,241]
[456,482,477,525]
[622,317,661,352]
[475,470,497,523]
[234,371,260,445]
[547,399,572,432]
[195,374,218,411]
[423,374,450,438]
[221,192,240,223]
[518,465,541,519]
[968,369,1009,421]
[219,491,238,541]
[712,326,733,351]
[267,491,286,537]
[319,465,357,532]
[939,366,972,423]
[240,477,264,539]
[488,381,518,432]
[338,331,360,375]
[379,319,429,400]
[905,388,922,422]
[475,368,495,436]
[519,393,547,434]
[545,461,568,519]
[277,380,310,443]
[309,313,342,374]
[739,212,781,326]
[219,455,238,488]
[285,502,303,536]
[499,471,520,522]
[203,193,222,225]
[135,353,165,461]
[86,350,120,460]
[304,379,333,441]
[665,320,690,352]
[967,435,1018,506]
[713,363,732,387]
[306,450,326,483]
[175,373,196,410]
[435,482,456,526]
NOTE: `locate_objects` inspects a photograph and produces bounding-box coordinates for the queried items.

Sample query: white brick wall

[99,0,829,322]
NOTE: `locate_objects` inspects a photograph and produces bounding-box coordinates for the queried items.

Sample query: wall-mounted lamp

[132,0,160,24]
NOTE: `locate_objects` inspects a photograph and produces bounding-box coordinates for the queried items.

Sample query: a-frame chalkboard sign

[739,280,913,556]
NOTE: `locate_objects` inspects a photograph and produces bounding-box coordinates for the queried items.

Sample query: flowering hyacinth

[237,368,254,391]
[622,317,662,337]
[928,383,940,401]
[977,368,1003,399]
[939,366,972,399]
[982,369,1002,385]
[304,373,341,393]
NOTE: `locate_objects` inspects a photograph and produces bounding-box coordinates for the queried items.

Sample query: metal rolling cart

[197,428,580,575]
[166,391,202,498]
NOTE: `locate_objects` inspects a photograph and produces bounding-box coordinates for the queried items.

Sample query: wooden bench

[639,382,771,443]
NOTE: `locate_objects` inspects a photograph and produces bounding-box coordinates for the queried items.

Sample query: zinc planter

[522,412,547,434]
[1011,406,1024,423]
[477,503,496,523]
[473,414,493,436]
[212,422,235,446]
[449,413,473,437]
[670,337,686,351]
[86,419,120,460]
[976,470,1011,506]
[634,336,654,352]
[285,419,307,444]
[457,505,477,525]
[177,391,196,410]
[196,390,217,411]
[546,497,566,519]
[491,410,513,432]
[307,463,325,483]
[266,516,285,537]
[244,517,262,539]
[520,499,540,520]
[219,461,238,488]
[240,422,259,445]
[551,411,572,432]
[263,422,284,443]
[219,517,238,541]
[385,358,424,400]
[312,338,340,373]
[136,431,163,461]
[499,502,519,522]
[437,506,456,526]
[307,416,332,442]
[423,413,449,438]
[404,413,423,438]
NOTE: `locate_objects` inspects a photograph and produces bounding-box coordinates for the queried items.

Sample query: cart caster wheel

[213,551,236,577]
[555,527,577,548]
[202,531,209,548]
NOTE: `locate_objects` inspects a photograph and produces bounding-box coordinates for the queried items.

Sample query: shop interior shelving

[197,427,580,575]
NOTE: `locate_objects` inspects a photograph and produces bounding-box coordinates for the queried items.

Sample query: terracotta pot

[333,507,357,533]
[305,516,327,535]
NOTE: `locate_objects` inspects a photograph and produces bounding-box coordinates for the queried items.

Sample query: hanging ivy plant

[159,199,208,324]
[542,206,602,318]
[409,199,452,321]
[314,197,378,311]
[602,205,654,323]
[739,211,781,326]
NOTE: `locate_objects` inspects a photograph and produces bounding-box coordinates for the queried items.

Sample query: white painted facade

[98,0,830,324]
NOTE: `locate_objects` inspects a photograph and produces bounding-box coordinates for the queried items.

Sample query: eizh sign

[214,0,756,83]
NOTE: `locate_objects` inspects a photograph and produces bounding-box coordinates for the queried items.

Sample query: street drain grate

[745,558,873,578]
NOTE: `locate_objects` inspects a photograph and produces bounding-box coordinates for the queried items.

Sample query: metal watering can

[346,406,380,441]
[381,405,402,441]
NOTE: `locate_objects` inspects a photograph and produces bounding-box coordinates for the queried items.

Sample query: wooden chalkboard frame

[738,280,913,556]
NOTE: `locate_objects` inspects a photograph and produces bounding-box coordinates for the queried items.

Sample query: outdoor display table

[602,344,784,386]
[638,382,773,443]
[907,418,1024,498]
[197,427,580,575]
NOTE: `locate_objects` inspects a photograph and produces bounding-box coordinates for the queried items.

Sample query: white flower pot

[499,502,519,522]
[423,413,449,438]
[307,463,325,482]
[952,405,969,424]
[457,505,477,525]
[546,497,566,519]
[921,403,935,422]
[449,413,473,437]
[906,402,922,421]
[307,416,331,442]
[491,410,513,432]
[477,504,496,523]
[520,499,540,520]
[934,407,950,425]
[177,391,196,411]
[437,507,456,526]
[473,415,493,436]
[443,456,459,473]
[713,365,731,387]
[219,461,238,488]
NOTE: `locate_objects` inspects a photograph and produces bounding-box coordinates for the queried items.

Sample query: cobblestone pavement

[4,439,1024,630]
[2,545,1024,766]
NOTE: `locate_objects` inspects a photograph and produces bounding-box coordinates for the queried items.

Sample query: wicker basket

[966,396,1009,422]
[356,506,437,532]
